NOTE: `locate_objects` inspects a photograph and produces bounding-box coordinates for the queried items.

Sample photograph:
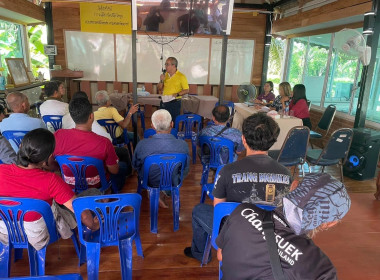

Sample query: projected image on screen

[136,0,232,35]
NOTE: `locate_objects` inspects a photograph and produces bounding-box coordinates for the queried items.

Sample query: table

[232,103,303,150]
[112,93,218,119]
[182,95,218,119]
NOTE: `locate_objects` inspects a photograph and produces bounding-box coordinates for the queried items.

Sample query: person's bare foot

[159,196,169,208]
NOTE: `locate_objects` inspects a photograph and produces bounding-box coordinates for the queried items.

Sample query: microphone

[162,69,166,74]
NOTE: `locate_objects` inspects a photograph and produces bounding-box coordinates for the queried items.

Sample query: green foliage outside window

[0,20,24,75]
[27,25,49,77]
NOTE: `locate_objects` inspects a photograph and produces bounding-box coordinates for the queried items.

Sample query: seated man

[132,109,190,207]
[52,97,128,191]
[0,129,98,251]
[40,81,68,117]
[184,113,292,263]
[199,104,244,162]
[0,91,46,151]
[217,173,351,279]
[62,91,112,141]
[94,90,139,145]
[62,91,132,177]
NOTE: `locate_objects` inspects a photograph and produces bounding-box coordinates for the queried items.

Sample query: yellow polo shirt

[163,70,189,99]
[94,106,124,137]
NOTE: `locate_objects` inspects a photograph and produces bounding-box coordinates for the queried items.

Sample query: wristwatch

[176,93,180,97]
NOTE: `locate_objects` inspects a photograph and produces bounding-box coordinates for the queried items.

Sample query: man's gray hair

[95,90,110,106]
[167,57,178,68]
[152,109,172,132]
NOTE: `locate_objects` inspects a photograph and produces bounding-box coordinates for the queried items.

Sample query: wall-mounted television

[133,0,234,35]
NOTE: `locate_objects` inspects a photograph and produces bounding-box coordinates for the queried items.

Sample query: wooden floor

[7,144,379,279]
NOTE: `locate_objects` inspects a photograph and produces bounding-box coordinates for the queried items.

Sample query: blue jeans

[191,203,214,262]
[110,161,128,192]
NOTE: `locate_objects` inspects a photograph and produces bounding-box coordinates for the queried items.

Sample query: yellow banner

[80,3,131,34]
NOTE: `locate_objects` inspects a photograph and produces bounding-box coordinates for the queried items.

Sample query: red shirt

[289,99,310,119]
[0,164,74,221]
[53,129,119,187]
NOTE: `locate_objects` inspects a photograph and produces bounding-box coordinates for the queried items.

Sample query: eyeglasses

[165,63,172,66]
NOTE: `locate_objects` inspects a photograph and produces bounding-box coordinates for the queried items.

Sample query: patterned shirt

[199,124,244,161]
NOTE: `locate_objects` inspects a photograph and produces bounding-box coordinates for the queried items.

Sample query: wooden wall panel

[52,4,267,101]
[273,0,372,35]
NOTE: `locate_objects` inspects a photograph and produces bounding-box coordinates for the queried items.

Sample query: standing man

[158,57,189,123]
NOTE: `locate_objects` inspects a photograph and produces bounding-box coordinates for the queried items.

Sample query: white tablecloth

[232,103,303,150]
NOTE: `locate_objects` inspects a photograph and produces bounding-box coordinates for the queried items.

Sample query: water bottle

[142,85,145,92]
[284,101,289,117]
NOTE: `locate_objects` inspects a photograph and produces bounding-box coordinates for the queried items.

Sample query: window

[287,38,307,85]
[280,28,379,125]
[304,34,331,106]
[27,24,49,79]
[0,20,24,74]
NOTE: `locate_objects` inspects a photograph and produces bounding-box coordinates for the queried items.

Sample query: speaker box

[343,128,380,181]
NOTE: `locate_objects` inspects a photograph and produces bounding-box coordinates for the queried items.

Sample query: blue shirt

[132,133,190,187]
[0,113,46,151]
[199,124,244,161]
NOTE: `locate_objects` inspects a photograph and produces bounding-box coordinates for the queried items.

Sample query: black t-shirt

[212,155,292,206]
[216,203,337,280]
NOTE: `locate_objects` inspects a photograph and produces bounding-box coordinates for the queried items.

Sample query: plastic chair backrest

[143,128,178,139]
[55,155,110,193]
[72,193,141,247]
[0,197,58,249]
[2,274,83,280]
[319,128,353,162]
[199,136,235,167]
[42,115,63,132]
[211,202,276,249]
[211,202,239,249]
[174,114,202,139]
[277,126,310,162]
[97,119,130,145]
[2,130,28,152]
[142,153,187,190]
[317,105,336,132]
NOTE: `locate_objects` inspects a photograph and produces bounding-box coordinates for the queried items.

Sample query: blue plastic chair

[175,114,202,164]
[127,104,145,132]
[0,274,83,280]
[198,136,235,185]
[97,119,133,159]
[72,194,143,280]
[200,165,224,203]
[2,130,28,152]
[143,128,178,139]
[138,153,188,233]
[0,198,80,277]
[268,126,310,177]
[55,155,116,194]
[307,128,353,182]
[34,101,43,117]
[202,202,276,278]
[42,115,63,132]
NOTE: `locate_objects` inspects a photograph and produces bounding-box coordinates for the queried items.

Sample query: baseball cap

[283,173,351,235]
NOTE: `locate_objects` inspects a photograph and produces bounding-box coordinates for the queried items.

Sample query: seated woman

[0,128,98,250]
[255,81,275,105]
[290,84,312,129]
[270,82,292,112]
